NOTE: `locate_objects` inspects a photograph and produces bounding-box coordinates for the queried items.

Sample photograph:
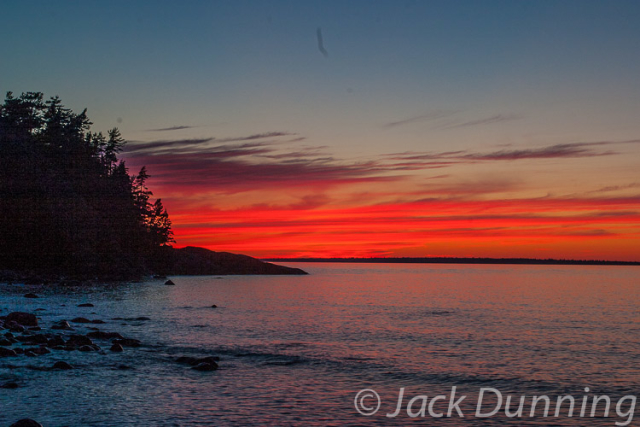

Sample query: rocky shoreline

[1,285,222,426]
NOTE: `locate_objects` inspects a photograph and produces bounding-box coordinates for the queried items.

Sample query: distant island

[265,257,640,266]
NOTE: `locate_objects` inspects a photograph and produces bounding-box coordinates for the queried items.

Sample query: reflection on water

[1,263,639,425]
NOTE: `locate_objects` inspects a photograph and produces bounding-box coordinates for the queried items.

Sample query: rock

[177,355,220,366]
[23,293,39,298]
[110,343,124,352]
[5,322,25,332]
[77,303,94,307]
[192,362,218,371]
[9,419,43,427]
[47,336,66,347]
[0,381,19,389]
[87,331,123,340]
[67,334,93,347]
[5,312,38,327]
[78,345,95,352]
[0,347,17,357]
[211,304,218,308]
[51,320,72,330]
[164,279,176,286]
[0,338,12,346]
[70,317,92,324]
[25,346,50,355]
[51,361,73,370]
[34,308,46,311]
[112,338,141,347]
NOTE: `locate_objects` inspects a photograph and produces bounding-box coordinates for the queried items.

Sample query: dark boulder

[164,279,176,286]
[112,338,141,347]
[51,320,72,330]
[67,335,93,347]
[87,331,123,340]
[51,361,73,370]
[192,362,218,371]
[0,381,19,389]
[9,419,43,427]
[70,317,92,324]
[177,355,220,366]
[23,293,39,299]
[5,312,38,327]
[0,347,17,357]
[77,303,94,307]
[110,343,124,352]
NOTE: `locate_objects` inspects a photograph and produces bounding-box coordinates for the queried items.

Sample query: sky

[2,0,640,260]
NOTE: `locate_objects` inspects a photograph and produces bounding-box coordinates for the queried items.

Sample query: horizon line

[262,256,640,266]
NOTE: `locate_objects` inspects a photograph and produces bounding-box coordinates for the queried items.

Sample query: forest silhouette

[0,92,173,279]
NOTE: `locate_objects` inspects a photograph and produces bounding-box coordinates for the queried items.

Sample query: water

[1,263,639,426]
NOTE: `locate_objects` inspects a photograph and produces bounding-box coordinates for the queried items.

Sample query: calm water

[1,263,639,426]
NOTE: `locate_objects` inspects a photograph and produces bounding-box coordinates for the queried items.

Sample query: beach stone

[9,419,43,427]
[112,338,141,347]
[87,331,123,340]
[164,279,176,285]
[47,336,66,347]
[0,381,19,389]
[5,312,38,327]
[70,317,92,324]
[211,304,217,308]
[110,343,124,352]
[51,361,73,370]
[177,355,220,366]
[192,362,218,371]
[77,303,94,307]
[23,293,39,299]
[0,347,17,357]
[4,322,25,332]
[67,334,93,347]
[90,319,106,324]
[52,320,72,330]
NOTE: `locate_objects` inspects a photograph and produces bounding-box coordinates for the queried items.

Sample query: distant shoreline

[263,257,640,266]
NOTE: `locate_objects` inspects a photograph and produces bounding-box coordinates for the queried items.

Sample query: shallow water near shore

[1,263,639,426]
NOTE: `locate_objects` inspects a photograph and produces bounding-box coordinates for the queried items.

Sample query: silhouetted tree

[0,91,173,279]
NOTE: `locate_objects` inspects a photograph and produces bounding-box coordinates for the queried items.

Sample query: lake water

[1,263,639,426]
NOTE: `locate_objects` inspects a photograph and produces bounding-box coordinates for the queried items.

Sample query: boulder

[51,361,73,370]
[0,347,17,357]
[70,317,92,324]
[77,303,94,307]
[23,293,39,299]
[51,320,72,330]
[5,312,38,327]
[9,419,43,427]
[112,338,141,347]
[164,279,176,286]
[0,381,19,389]
[110,343,124,352]
[67,334,93,347]
[87,331,123,340]
[192,362,218,371]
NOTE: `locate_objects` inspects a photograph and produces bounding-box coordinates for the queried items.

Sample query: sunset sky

[2,1,639,260]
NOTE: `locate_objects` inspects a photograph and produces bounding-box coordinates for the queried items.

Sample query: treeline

[0,92,173,279]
